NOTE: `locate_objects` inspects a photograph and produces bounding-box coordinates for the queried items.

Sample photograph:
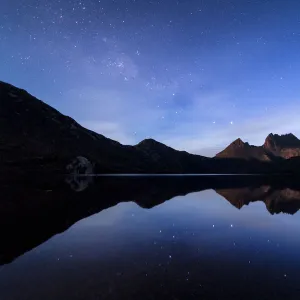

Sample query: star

[1,0,298,164]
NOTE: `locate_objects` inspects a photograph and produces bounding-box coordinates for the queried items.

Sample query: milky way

[1,0,300,156]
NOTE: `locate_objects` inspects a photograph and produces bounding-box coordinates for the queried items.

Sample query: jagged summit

[215,137,269,161]
[264,133,300,150]
[230,138,247,147]
[217,133,300,160]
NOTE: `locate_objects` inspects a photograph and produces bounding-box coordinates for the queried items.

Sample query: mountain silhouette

[1,80,284,175]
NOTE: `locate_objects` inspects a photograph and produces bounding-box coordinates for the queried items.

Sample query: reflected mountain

[1,174,300,265]
[216,186,300,215]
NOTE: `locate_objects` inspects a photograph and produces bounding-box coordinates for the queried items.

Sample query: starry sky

[1,0,300,156]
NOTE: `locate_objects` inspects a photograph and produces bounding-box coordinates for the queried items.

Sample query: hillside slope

[0,81,296,174]
[0,81,211,174]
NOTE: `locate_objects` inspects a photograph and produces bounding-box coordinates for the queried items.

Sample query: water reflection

[65,174,94,192]
[0,175,300,299]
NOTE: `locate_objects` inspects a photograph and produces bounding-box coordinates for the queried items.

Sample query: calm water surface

[1,179,300,299]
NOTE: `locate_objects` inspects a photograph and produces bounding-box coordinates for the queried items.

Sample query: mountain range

[216,134,300,161]
[1,80,300,174]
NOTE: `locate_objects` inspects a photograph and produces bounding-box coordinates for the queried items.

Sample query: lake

[0,175,300,299]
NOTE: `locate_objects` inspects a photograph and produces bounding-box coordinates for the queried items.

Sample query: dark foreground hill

[0,80,298,174]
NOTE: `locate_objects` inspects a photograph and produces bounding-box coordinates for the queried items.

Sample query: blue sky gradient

[1,0,300,156]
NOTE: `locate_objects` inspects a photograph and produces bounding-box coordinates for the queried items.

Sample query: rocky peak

[264,133,276,150]
[264,133,300,150]
[137,138,167,149]
[228,138,247,148]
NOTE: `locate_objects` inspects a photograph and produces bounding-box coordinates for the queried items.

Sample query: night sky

[1,0,300,156]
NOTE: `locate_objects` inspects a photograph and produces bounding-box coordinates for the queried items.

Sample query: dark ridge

[0,80,300,174]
